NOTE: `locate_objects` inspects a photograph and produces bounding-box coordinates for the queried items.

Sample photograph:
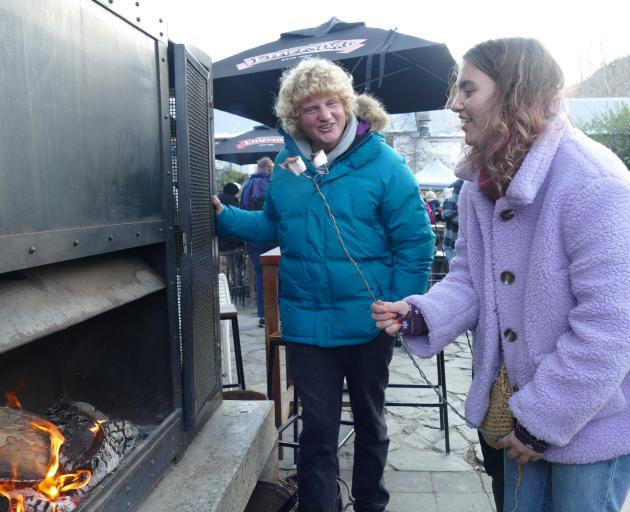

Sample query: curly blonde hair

[449,38,564,189]
[274,58,355,137]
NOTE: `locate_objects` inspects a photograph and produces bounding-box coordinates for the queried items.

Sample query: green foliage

[580,104,630,169]
[222,168,248,186]
[214,166,248,192]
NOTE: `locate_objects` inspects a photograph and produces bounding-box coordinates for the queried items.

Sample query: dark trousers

[478,431,505,512]
[287,331,394,512]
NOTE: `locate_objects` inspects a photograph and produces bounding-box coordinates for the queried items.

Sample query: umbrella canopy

[213,17,456,127]
[214,125,285,165]
[415,159,457,190]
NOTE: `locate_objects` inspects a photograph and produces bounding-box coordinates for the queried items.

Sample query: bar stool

[219,248,249,307]
[268,334,354,461]
[218,273,245,390]
[385,250,451,453]
[220,304,245,390]
[386,351,449,452]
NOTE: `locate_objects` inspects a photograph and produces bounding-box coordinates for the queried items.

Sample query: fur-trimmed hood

[217,116,434,349]
[354,94,389,132]
[285,94,390,167]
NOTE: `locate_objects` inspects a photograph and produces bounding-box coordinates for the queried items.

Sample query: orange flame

[89,420,105,436]
[3,390,22,409]
[32,420,91,502]
[12,494,24,512]
[0,488,24,512]
[0,463,24,512]
[0,394,92,511]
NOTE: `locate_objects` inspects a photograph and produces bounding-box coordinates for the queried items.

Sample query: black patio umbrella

[213,17,456,127]
[214,125,285,165]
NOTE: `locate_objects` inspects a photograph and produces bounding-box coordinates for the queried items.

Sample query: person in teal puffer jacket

[213,58,434,512]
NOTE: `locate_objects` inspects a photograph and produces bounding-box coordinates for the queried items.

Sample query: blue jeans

[504,453,630,511]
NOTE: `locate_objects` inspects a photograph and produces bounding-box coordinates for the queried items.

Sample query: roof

[415,159,457,189]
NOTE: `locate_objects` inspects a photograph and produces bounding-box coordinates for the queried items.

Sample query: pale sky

[166,0,630,86]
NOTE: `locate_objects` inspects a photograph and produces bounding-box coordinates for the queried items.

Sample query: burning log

[0,401,139,512]
[0,408,50,485]
[46,401,139,499]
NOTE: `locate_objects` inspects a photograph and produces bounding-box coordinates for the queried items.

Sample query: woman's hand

[495,432,543,464]
[211,195,224,216]
[370,300,409,336]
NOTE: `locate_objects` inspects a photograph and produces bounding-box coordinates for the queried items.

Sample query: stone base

[136,400,277,512]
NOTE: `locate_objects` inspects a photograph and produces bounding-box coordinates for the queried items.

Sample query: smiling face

[450,60,497,148]
[298,94,347,153]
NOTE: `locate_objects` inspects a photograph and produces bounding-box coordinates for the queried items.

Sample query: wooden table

[260,247,294,429]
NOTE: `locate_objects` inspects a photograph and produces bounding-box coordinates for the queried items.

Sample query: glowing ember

[0,474,24,512]
[0,459,23,511]
[3,391,22,410]
[88,420,105,436]
[0,492,24,512]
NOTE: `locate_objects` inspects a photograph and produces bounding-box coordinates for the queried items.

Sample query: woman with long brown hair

[372,38,630,511]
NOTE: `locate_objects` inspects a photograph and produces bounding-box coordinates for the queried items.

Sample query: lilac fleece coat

[404,115,630,464]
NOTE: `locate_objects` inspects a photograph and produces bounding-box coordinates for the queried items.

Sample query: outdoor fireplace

[1,1,221,510]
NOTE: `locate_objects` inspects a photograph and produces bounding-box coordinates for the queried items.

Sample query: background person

[371,38,630,512]
[240,157,276,327]
[214,58,434,512]
[216,182,242,253]
[423,189,441,218]
[440,178,463,265]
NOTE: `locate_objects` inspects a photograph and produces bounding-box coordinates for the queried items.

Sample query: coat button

[500,209,515,220]
[504,329,518,342]
[500,271,515,284]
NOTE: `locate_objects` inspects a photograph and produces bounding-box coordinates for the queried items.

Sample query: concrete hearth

[137,400,277,512]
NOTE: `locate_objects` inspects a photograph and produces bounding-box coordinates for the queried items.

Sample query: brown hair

[449,38,564,189]
[256,156,274,172]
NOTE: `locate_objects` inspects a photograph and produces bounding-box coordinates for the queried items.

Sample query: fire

[89,420,105,436]
[0,465,25,512]
[1,392,93,511]
[32,420,91,502]
[0,492,24,512]
[0,416,91,511]
[3,390,22,409]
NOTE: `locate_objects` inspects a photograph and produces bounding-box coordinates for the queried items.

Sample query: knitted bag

[480,362,515,447]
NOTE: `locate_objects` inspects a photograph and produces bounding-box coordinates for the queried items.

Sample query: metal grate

[185,60,218,413]
[169,90,184,264]
[169,89,184,368]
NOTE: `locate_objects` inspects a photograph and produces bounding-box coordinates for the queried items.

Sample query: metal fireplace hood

[0,254,165,354]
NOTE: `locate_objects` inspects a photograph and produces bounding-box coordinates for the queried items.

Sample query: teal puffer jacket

[217,130,434,347]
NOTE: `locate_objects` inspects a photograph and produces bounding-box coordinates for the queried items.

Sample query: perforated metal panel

[171,44,221,429]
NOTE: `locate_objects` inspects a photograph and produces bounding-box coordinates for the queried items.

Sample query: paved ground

[224,300,629,512]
